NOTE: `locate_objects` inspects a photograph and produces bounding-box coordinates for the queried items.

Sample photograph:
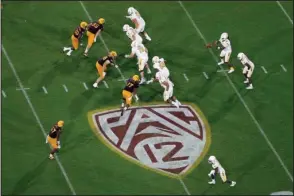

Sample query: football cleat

[228,67,235,73]
[217,61,224,65]
[230,181,236,187]
[246,84,253,90]
[208,180,216,185]
[93,83,98,88]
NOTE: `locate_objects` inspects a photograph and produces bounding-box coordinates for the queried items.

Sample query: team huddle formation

[49,6,259,187]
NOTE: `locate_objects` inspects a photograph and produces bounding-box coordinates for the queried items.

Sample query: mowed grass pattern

[2,1,293,195]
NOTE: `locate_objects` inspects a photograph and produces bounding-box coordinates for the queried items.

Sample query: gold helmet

[80,21,88,29]
[109,51,117,57]
[57,120,64,127]
[98,18,105,24]
[132,75,140,82]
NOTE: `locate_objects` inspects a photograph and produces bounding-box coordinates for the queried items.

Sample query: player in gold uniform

[46,120,64,160]
[63,22,88,56]
[121,75,140,116]
[93,51,118,88]
[84,18,105,57]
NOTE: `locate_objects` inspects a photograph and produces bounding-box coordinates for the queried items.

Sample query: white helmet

[159,58,166,68]
[123,24,130,32]
[208,155,216,164]
[128,7,135,15]
[237,52,245,60]
[220,32,229,41]
[152,56,160,64]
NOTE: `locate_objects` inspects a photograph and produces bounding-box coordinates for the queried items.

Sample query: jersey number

[127,82,134,87]
[91,23,99,28]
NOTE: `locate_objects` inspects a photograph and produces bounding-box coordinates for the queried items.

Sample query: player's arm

[125,48,136,58]
[132,18,139,29]
[103,60,110,70]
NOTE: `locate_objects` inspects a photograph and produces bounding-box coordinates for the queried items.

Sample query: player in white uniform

[125,41,151,84]
[126,7,151,41]
[147,57,181,108]
[237,52,255,90]
[217,32,234,73]
[208,156,236,187]
[123,24,143,44]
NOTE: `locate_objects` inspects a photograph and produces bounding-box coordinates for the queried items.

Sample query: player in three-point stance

[206,32,234,73]
[121,75,140,116]
[126,7,151,41]
[208,155,236,187]
[46,120,64,160]
[237,52,255,90]
[122,24,143,44]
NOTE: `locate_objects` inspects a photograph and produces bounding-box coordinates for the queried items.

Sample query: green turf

[2,1,293,195]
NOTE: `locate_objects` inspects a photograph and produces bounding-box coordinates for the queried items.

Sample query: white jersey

[155,71,173,89]
[126,28,143,43]
[129,11,145,26]
[219,39,232,52]
[132,43,148,59]
[211,158,225,173]
[240,54,254,69]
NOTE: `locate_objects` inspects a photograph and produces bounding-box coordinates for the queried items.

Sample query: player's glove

[115,64,119,68]
[205,43,212,48]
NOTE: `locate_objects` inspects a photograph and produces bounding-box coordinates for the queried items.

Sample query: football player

[63,22,88,56]
[84,18,105,57]
[46,120,64,160]
[207,32,234,73]
[123,24,143,44]
[147,59,181,108]
[125,41,151,84]
[237,52,255,89]
[126,7,151,41]
[121,75,140,116]
[93,51,118,88]
[208,155,236,187]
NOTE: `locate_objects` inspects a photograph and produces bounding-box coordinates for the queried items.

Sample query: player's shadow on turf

[11,158,49,195]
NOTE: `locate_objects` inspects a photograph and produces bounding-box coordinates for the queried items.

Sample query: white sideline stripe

[179,1,293,182]
[179,178,191,195]
[261,66,268,74]
[103,81,109,88]
[202,72,209,79]
[42,86,48,94]
[280,64,287,72]
[2,90,7,98]
[16,88,30,90]
[63,84,68,92]
[276,1,293,25]
[1,45,77,195]
[217,69,229,72]
[183,73,189,82]
[79,1,127,83]
[83,82,88,90]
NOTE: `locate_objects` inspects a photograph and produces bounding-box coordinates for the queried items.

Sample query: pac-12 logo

[88,104,211,178]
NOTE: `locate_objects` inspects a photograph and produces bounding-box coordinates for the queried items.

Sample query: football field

[1,1,293,195]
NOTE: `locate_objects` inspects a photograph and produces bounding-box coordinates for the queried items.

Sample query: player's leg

[218,50,226,65]
[138,22,151,41]
[138,59,146,84]
[93,63,106,88]
[121,90,132,116]
[224,52,234,73]
[208,170,216,184]
[220,170,236,187]
[143,59,151,74]
[48,137,59,160]
[84,32,95,56]
[246,68,254,89]
[63,36,78,55]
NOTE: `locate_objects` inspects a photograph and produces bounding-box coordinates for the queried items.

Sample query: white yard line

[179,1,293,182]
[217,69,229,73]
[2,90,7,98]
[202,72,209,79]
[276,1,293,25]
[103,81,109,88]
[63,84,69,92]
[2,45,77,195]
[280,64,287,72]
[117,79,125,82]
[42,86,48,94]
[16,88,30,90]
[179,178,191,195]
[261,66,268,74]
[83,82,89,90]
[79,1,127,83]
[183,73,189,82]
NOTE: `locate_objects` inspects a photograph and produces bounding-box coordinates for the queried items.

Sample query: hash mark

[280,64,287,72]
[103,81,109,88]
[261,66,268,74]
[183,73,189,82]
[2,90,7,98]
[62,84,68,92]
[16,87,30,90]
[83,82,88,90]
[202,72,209,79]
[42,86,48,94]
[217,69,229,72]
